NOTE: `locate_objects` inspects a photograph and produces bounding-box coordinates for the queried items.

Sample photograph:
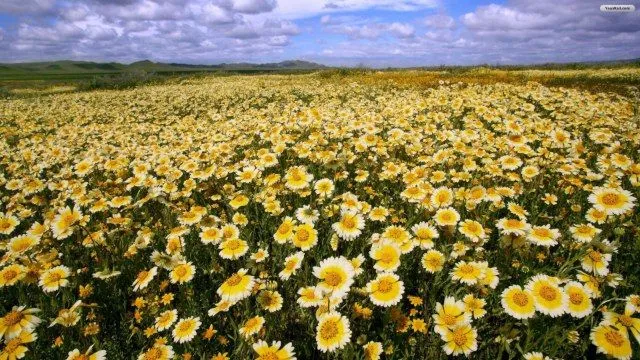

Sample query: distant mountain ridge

[0,59,327,75]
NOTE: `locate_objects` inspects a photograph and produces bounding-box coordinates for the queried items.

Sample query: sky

[0,0,639,67]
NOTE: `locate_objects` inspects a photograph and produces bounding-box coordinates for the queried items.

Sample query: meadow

[0,69,639,359]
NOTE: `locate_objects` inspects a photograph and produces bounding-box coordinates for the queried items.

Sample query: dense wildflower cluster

[1,73,639,359]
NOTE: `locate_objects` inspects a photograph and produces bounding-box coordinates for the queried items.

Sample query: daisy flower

[588,186,635,216]
[137,344,174,360]
[527,225,560,247]
[432,297,471,336]
[564,281,593,318]
[440,323,478,356]
[434,207,460,227]
[218,238,249,259]
[366,273,404,307]
[590,322,632,360]
[369,241,402,272]
[172,316,201,343]
[422,249,445,273]
[239,316,265,338]
[133,267,157,291]
[169,262,195,284]
[332,211,365,241]
[411,222,438,249]
[313,256,355,297]
[279,252,305,280]
[154,309,178,331]
[0,306,41,340]
[501,285,536,319]
[39,265,71,293]
[526,275,567,317]
[291,223,318,251]
[315,312,351,352]
[66,346,106,360]
[217,269,255,302]
[252,340,296,360]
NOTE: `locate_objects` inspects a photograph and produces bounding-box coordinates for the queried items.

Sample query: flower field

[1,72,639,359]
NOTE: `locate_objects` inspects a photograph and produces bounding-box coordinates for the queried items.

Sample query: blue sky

[0,0,639,66]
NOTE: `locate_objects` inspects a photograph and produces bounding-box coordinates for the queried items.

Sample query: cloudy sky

[0,0,639,66]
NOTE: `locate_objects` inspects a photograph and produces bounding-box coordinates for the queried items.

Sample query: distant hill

[0,59,327,77]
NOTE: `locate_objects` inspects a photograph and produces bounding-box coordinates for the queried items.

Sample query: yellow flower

[7,235,39,255]
[363,341,383,360]
[284,166,313,190]
[155,310,178,331]
[279,252,305,280]
[217,269,255,302]
[440,323,478,356]
[0,330,37,359]
[421,250,445,273]
[0,307,41,340]
[590,323,632,360]
[172,317,201,344]
[138,344,174,360]
[526,275,567,317]
[170,262,195,284]
[332,211,365,240]
[0,264,26,287]
[451,261,485,286]
[463,294,486,319]
[527,225,560,247]
[316,312,351,352]
[432,297,471,336]
[239,316,265,338]
[588,187,635,216]
[274,217,296,244]
[366,273,404,307]
[218,238,249,259]
[52,206,83,239]
[434,207,460,226]
[66,346,107,360]
[0,213,19,235]
[501,285,535,319]
[564,282,593,318]
[132,267,157,291]
[369,241,401,272]
[291,223,318,251]
[252,340,296,360]
[39,265,71,293]
[313,256,355,297]
[199,227,222,245]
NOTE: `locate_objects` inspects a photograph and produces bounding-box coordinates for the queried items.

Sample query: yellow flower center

[3,311,23,326]
[512,292,529,307]
[376,279,393,293]
[569,292,583,305]
[259,351,279,360]
[443,314,456,326]
[342,216,356,230]
[618,315,633,327]
[297,229,309,242]
[3,270,18,282]
[324,271,343,287]
[589,251,602,262]
[539,285,557,301]
[319,319,339,340]
[379,250,394,264]
[505,219,522,229]
[226,240,240,251]
[144,348,162,360]
[4,338,21,353]
[458,264,475,275]
[533,228,550,238]
[601,193,620,206]
[452,328,468,346]
[175,266,187,277]
[604,330,625,347]
[277,223,291,234]
[226,274,243,286]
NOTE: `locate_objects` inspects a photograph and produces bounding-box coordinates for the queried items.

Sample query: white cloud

[424,14,455,29]
[0,0,55,13]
